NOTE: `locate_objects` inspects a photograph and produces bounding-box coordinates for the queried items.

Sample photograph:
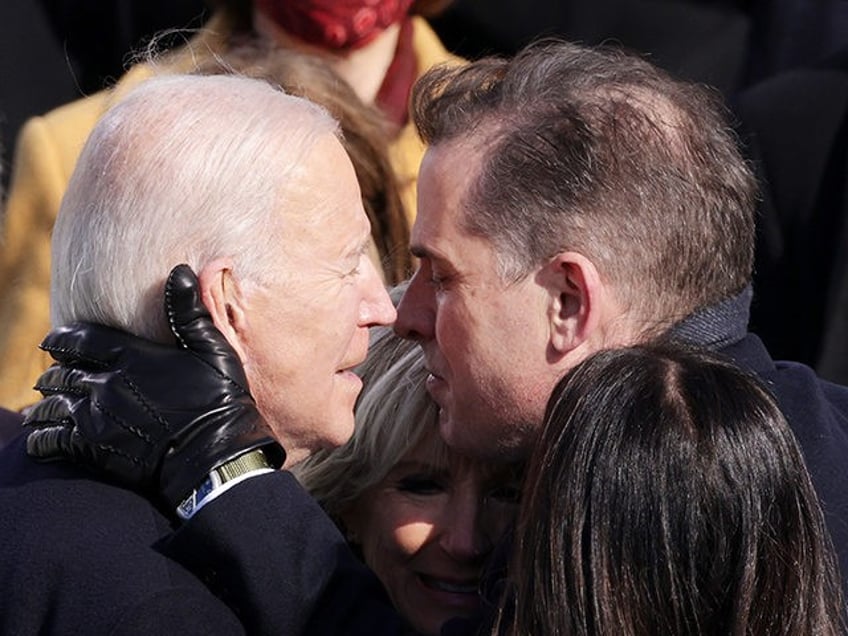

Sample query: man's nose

[361,258,396,327]
[393,270,435,341]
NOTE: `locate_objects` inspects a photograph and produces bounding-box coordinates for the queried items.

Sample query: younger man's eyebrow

[410,244,443,261]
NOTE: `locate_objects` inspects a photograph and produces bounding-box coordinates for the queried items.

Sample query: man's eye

[429,272,448,288]
[487,484,522,504]
[397,476,445,495]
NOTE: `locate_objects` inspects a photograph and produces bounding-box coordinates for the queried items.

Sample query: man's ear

[544,252,604,355]
[197,258,250,363]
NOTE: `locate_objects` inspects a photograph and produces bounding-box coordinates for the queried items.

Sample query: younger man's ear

[544,251,603,354]
[197,258,249,363]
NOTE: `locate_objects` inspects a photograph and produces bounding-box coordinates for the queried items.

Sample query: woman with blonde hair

[296,318,521,636]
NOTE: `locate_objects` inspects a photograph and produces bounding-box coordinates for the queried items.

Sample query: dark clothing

[744,0,848,84]
[37,0,209,94]
[0,406,23,450]
[0,434,400,634]
[431,0,750,96]
[162,471,403,635]
[432,0,848,97]
[0,435,244,635]
[674,291,848,590]
[720,332,848,585]
[0,0,80,186]
[734,49,848,384]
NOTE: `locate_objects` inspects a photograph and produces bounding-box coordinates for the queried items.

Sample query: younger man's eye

[488,484,522,504]
[429,271,450,289]
[397,476,445,495]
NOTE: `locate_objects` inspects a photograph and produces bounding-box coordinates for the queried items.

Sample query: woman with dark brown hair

[499,343,846,635]
[193,41,409,283]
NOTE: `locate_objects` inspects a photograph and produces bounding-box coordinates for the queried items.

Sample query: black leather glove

[24,264,285,512]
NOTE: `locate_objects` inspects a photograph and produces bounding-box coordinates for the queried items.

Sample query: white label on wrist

[176,468,275,521]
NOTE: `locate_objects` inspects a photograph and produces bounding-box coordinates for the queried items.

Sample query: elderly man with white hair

[0,72,398,635]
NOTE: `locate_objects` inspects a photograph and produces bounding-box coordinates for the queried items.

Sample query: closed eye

[487,484,522,504]
[396,475,446,496]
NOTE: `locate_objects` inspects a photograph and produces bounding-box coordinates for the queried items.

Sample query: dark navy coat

[0,433,401,635]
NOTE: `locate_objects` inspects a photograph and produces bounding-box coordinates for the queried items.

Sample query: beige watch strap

[215,449,272,483]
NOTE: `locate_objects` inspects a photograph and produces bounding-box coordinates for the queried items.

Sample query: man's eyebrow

[410,244,445,262]
[409,245,429,259]
[346,236,371,258]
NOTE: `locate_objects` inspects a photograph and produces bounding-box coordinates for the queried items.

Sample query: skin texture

[395,141,563,462]
[344,429,520,636]
[204,134,396,466]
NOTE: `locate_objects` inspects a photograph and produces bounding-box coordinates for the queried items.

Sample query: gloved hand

[24,264,285,512]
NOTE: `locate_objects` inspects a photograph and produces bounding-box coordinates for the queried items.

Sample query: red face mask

[256,0,414,50]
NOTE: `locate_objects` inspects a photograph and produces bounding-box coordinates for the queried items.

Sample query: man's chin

[437,410,473,454]
[317,410,357,451]
[436,407,454,439]
[439,410,531,462]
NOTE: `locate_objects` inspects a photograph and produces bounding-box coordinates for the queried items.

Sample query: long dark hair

[498,344,844,635]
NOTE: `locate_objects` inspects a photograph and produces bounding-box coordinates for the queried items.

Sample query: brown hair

[412,40,758,326]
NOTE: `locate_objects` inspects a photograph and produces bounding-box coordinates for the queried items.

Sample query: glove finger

[26,425,76,460]
[23,394,78,427]
[27,391,156,485]
[40,322,149,369]
[33,365,92,398]
[164,264,249,390]
[26,424,149,494]
[30,372,160,451]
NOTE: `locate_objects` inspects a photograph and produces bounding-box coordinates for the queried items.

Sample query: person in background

[0,0,459,411]
[497,343,845,634]
[734,47,848,385]
[295,321,521,636]
[0,153,24,450]
[193,41,411,283]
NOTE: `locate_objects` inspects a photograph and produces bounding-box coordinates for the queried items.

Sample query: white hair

[51,72,339,340]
